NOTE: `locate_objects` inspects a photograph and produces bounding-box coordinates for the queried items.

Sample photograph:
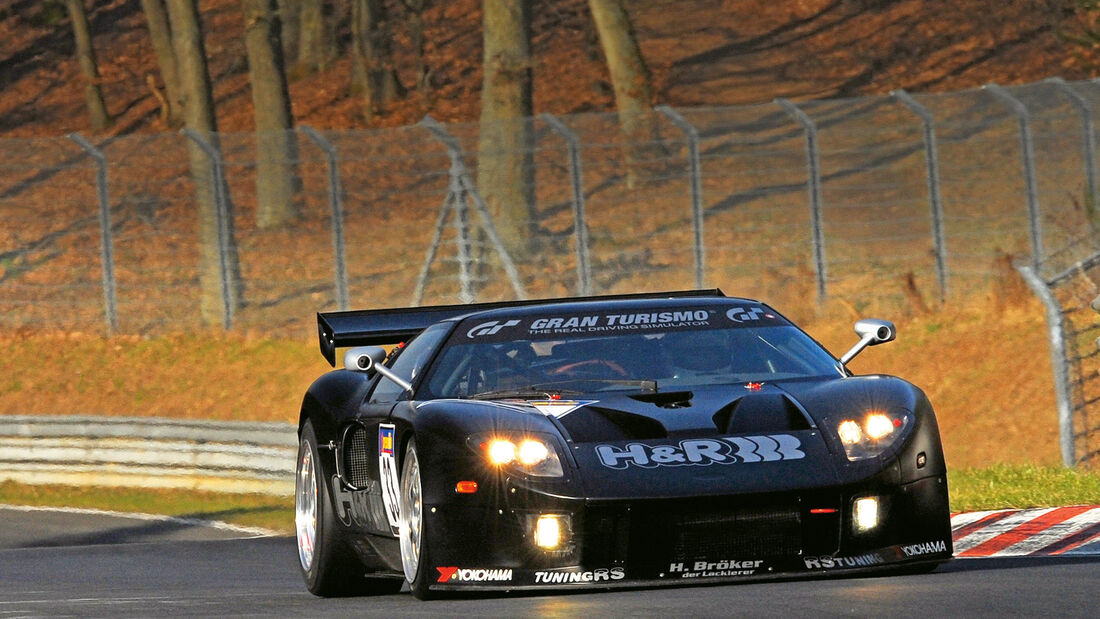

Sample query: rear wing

[317,289,726,366]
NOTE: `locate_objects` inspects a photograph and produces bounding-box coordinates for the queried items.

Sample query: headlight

[835,410,910,461]
[478,435,564,477]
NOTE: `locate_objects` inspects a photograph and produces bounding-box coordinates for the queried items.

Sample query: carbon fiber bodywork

[296,292,952,597]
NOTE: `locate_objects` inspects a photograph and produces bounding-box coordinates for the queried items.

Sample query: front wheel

[297,419,402,597]
[399,438,436,599]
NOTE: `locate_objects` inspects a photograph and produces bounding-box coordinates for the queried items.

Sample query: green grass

[949,464,1100,513]
[2,465,1099,539]
[0,481,293,534]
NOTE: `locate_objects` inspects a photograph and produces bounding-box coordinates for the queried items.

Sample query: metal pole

[539,113,592,295]
[411,190,455,306]
[68,133,119,334]
[419,116,528,300]
[1017,263,1076,467]
[776,98,827,301]
[1046,78,1098,210]
[984,83,1044,270]
[891,90,949,305]
[655,105,706,289]
[299,126,350,311]
[453,160,474,304]
[182,129,234,329]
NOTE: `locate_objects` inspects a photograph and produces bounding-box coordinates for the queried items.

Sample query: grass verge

[2,464,1099,538]
[0,481,293,534]
[948,464,1100,513]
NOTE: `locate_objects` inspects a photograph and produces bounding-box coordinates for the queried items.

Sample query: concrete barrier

[0,416,298,495]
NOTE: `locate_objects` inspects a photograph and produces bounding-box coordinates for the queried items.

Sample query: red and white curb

[951,506,1100,557]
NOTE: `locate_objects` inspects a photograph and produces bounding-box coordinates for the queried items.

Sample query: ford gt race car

[295,289,952,599]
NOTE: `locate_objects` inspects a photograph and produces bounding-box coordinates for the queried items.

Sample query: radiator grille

[670,505,802,560]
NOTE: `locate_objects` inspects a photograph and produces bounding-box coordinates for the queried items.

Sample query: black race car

[295,289,952,599]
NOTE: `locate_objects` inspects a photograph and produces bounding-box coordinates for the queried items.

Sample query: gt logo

[726,307,767,322]
[466,320,521,338]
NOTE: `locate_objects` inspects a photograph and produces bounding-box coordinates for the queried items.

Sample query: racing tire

[296,419,403,597]
[399,438,438,600]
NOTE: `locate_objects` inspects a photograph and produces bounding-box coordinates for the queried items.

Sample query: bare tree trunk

[243,0,300,228]
[165,0,244,326]
[399,0,428,92]
[139,0,183,126]
[297,0,332,73]
[64,0,111,131]
[278,0,300,69]
[351,0,403,119]
[477,0,535,258]
[587,0,655,185]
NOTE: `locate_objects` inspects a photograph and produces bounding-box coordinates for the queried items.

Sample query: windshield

[420,305,843,399]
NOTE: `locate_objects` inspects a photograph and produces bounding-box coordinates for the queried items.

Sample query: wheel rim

[295,443,318,572]
[399,444,423,583]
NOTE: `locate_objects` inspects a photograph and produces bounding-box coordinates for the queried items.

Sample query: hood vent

[558,406,668,443]
[712,394,812,434]
[627,391,693,409]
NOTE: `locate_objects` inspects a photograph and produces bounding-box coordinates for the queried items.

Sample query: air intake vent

[343,425,372,488]
[712,394,812,434]
[558,406,668,442]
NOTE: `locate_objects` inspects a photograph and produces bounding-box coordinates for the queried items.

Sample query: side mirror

[344,346,413,394]
[839,319,896,366]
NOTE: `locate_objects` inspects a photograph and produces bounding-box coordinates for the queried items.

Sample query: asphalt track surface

[2,508,1098,618]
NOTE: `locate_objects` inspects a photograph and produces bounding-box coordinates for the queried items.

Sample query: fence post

[1017,263,1076,467]
[984,83,1044,271]
[655,105,706,289]
[182,129,234,329]
[67,133,119,335]
[299,126,350,311]
[891,90,949,305]
[1046,78,1099,210]
[539,113,592,296]
[419,117,527,301]
[776,98,827,302]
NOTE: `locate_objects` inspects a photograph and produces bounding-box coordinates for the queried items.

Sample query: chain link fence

[4,78,1100,466]
[3,78,1098,334]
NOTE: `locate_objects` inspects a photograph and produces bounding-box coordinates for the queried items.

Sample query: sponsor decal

[803,552,886,569]
[467,319,522,338]
[667,560,763,579]
[725,307,775,322]
[378,424,400,535]
[901,540,948,557]
[379,426,394,456]
[527,399,597,418]
[528,311,711,336]
[436,567,514,583]
[330,475,374,527]
[595,434,805,469]
[532,567,625,584]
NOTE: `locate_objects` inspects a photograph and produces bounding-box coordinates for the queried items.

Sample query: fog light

[854,497,879,533]
[534,515,562,549]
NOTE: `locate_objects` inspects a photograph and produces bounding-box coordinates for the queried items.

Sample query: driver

[660,330,732,379]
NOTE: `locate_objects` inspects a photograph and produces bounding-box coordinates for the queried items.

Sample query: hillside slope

[1,0,1097,138]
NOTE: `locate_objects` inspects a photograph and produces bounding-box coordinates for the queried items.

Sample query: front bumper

[423,473,953,592]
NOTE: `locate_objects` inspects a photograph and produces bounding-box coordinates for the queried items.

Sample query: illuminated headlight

[853,497,879,533]
[480,436,564,477]
[835,410,910,461]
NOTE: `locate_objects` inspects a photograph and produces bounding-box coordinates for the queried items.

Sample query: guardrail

[0,416,298,496]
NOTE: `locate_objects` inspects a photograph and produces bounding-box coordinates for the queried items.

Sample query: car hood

[493,381,857,499]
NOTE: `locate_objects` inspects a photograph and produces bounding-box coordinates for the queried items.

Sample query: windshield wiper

[468,386,583,400]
